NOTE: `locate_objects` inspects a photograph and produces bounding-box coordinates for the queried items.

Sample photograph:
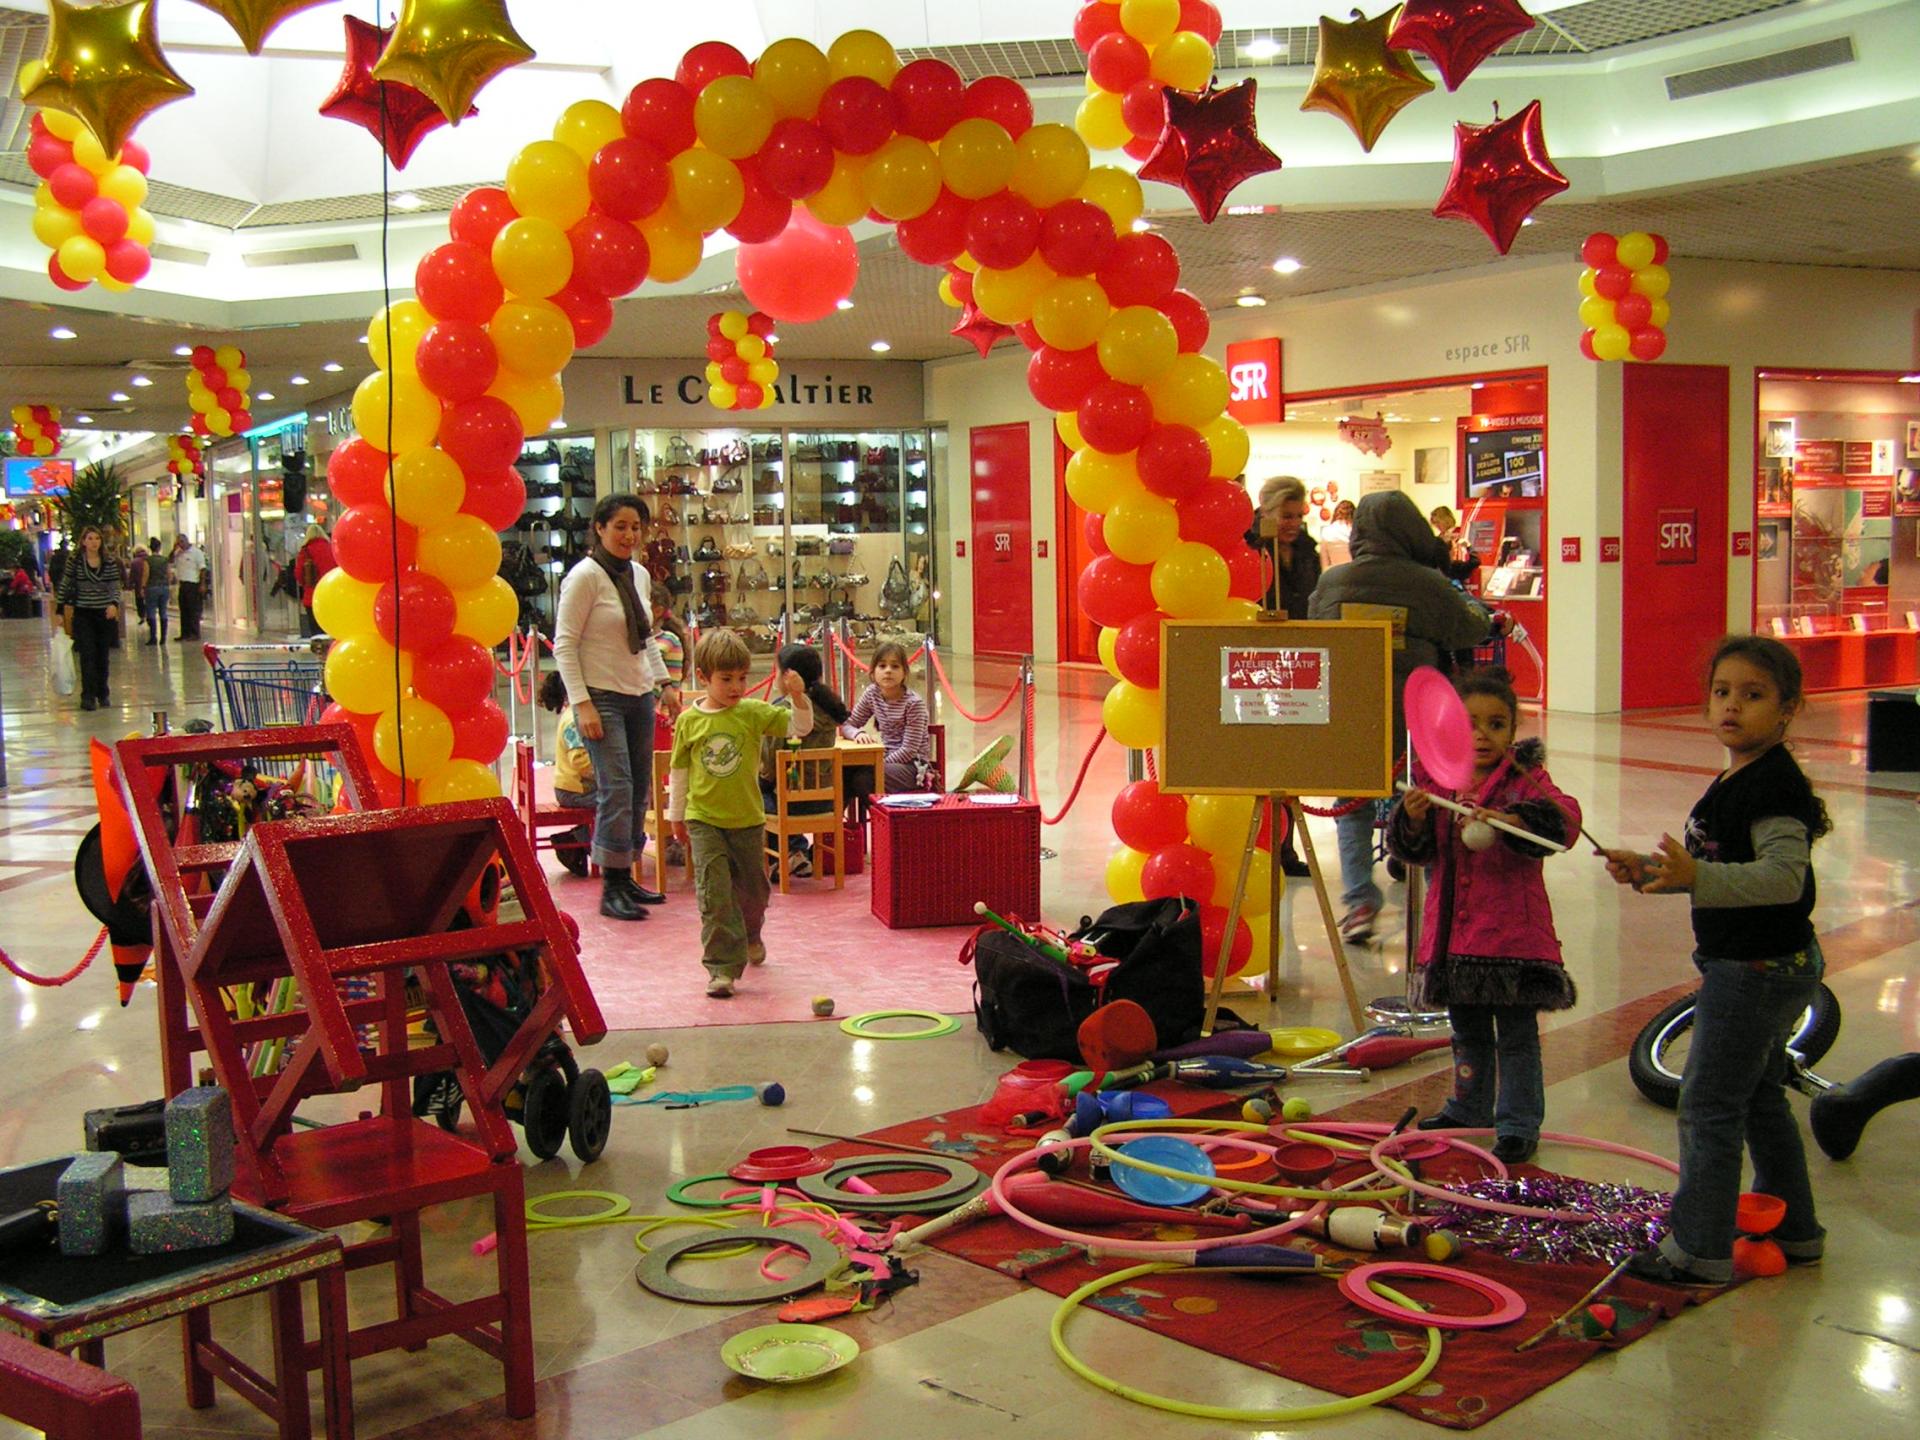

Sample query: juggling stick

[1513,1255,1632,1352]
[1339,1033,1454,1070]
[1396,784,1569,853]
[893,1172,1255,1249]
[1091,1241,1333,1271]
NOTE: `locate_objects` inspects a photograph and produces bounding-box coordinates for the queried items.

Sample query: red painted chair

[511,737,596,876]
[0,1332,141,1440]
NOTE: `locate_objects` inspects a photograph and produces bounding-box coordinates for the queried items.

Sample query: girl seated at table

[841,642,933,792]
[761,643,851,879]
[540,671,597,877]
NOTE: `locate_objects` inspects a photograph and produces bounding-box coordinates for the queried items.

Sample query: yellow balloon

[490,298,574,377]
[668,148,744,232]
[1064,448,1143,513]
[939,118,1017,200]
[1057,410,1087,451]
[1201,413,1249,478]
[938,273,963,308]
[1147,353,1231,427]
[1078,166,1144,233]
[748,357,777,384]
[1215,596,1261,623]
[1649,297,1671,328]
[352,371,442,453]
[310,568,379,638]
[1630,263,1671,300]
[694,75,776,160]
[1099,305,1180,386]
[827,29,899,84]
[97,164,146,209]
[1121,0,1181,46]
[70,127,112,177]
[368,300,430,373]
[491,216,573,298]
[214,344,243,371]
[1103,680,1164,749]
[416,515,504,591]
[1106,844,1149,904]
[125,207,155,245]
[1615,231,1656,270]
[804,152,870,226]
[1151,30,1216,91]
[1097,625,1123,682]
[324,635,409,714]
[639,207,703,282]
[1187,793,1257,854]
[1212,849,1273,919]
[705,361,726,385]
[1033,277,1111,352]
[1103,491,1180,565]
[33,201,83,250]
[505,140,591,229]
[719,310,750,342]
[8,405,28,426]
[1578,294,1615,331]
[971,253,1057,326]
[709,380,739,409]
[487,369,566,432]
[386,446,466,528]
[1591,323,1631,362]
[1577,267,1600,299]
[188,388,214,415]
[40,108,83,142]
[57,233,106,282]
[864,135,942,221]
[952,250,979,273]
[419,759,502,805]
[207,407,233,435]
[553,98,624,162]
[1237,911,1270,978]
[452,576,518,647]
[1075,91,1131,152]
[228,367,252,391]
[755,38,831,119]
[1151,541,1231,617]
[374,699,455,780]
[1011,124,1091,208]
[737,334,766,361]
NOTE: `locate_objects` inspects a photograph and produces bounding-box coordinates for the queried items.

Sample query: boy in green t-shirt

[669,629,813,997]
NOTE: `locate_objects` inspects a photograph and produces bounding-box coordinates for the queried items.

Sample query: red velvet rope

[0,927,105,987]
[1024,685,1107,826]
[923,644,1023,724]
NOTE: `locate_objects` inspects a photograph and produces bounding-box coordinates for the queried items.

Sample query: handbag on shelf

[791,442,823,462]
[738,558,771,589]
[793,536,824,557]
[844,570,870,588]
[880,557,913,619]
[695,601,725,627]
[828,536,855,556]
[659,502,680,525]
[752,505,780,527]
[668,572,693,596]
[711,464,744,494]
[701,564,731,593]
[823,592,854,620]
[694,535,720,562]
[744,626,776,654]
[665,436,696,467]
[765,538,784,558]
[724,541,756,559]
[644,537,677,582]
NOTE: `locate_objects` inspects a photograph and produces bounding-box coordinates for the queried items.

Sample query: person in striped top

[58,526,124,711]
[840,642,931,792]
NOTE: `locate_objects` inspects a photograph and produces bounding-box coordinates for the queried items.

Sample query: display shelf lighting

[1272,256,1303,275]
[870,340,891,353]
[173,343,194,356]
[50,326,77,340]
[109,391,129,402]
[131,375,152,387]
[322,361,343,372]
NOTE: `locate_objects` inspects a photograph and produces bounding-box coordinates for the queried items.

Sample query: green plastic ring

[839,1009,961,1041]
[631,1215,756,1260]
[526,1190,632,1227]
[666,1172,751,1209]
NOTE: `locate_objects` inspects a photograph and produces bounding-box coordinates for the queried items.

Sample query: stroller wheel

[523,1065,569,1160]
[568,1069,613,1163]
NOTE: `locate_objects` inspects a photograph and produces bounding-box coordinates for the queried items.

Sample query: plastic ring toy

[838,1009,961,1041]
[631,1215,756,1259]
[666,1172,751,1209]
[1338,1262,1528,1330]
[795,1156,986,1213]
[635,1227,845,1305]
[525,1190,631,1227]
[1089,1120,1409,1203]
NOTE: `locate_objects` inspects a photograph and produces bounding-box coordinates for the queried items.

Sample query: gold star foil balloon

[23,0,194,158]
[1300,8,1435,154]
[186,1,334,56]
[372,0,535,126]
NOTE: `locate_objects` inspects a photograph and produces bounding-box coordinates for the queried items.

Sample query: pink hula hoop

[1339,1262,1528,1330]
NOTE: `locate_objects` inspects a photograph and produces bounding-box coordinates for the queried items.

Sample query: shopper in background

[47,541,70,597]
[142,536,172,644]
[1246,476,1318,878]
[296,523,336,637]
[173,535,208,640]
[59,525,123,712]
[554,494,683,921]
[1321,499,1357,567]
[1429,506,1482,585]
[127,544,150,632]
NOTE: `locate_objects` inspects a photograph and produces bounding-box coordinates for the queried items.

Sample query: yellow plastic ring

[839,1009,961,1040]
[631,1215,755,1259]
[526,1190,631,1227]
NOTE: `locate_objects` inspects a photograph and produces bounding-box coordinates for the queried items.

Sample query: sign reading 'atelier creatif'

[1220,647,1331,726]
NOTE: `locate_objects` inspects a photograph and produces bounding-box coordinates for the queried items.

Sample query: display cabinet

[500,434,597,636]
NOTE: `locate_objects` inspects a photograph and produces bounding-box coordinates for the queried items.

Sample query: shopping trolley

[204,640,328,731]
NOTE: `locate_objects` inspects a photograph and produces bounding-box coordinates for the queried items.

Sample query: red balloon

[1612,291,1653,329]
[946,267,974,306]
[569,212,651,296]
[1179,0,1225,44]
[118,138,151,175]
[1027,344,1106,411]
[1088,33,1151,92]
[333,505,419,584]
[49,162,96,208]
[217,387,245,412]
[1011,319,1044,351]
[1578,329,1599,362]
[1137,423,1210,499]
[735,210,858,323]
[735,381,764,409]
[758,118,835,200]
[447,698,509,764]
[962,76,1032,138]
[373,572,458,651]
[27,129,72,178]
[1199,905,1253,977]
[320,701,379,761]
[1073,0,1124,50]
[891,59,966,141]
[1097,232,1180,307]
[721,357,750,384]
[1178,480,1254,549]
[48,254,86,292]
[896,187,970,265]
[817,77,897,156]
[80,196,129,243]
[1038,199,1118,276]
[411,637,494,710]
[188,413,211,435]
[230,410,253,431]
[676,41,751,94]
[1113,608,1168,688]
[1157,289,1210,352]
[724,162,793,244]
[1121,79,1169,142]
[450,187,517,250]
[1084,510,1110,557]
[437,397,523,473]
[200,365,227,391]
[1122,134,1158,163]
[622,78,697,154]
[462,468,526,531]
[1387,0,1533,92]
[588,137,669,221]
[1579,231,1616,268]
[1629,326,1667,362]
[1079,381,1154,454]
[415,320,498,403]
[706,336,734,362]
[416,242,503,324]
[965,191,1041,270]
[366,760,412,810]
[1225,542,1264,601]
[1593,265,1632,300]
[1113,780,1189,852]
[319,15,467,170]
[103,240,150,285]
[1137,78,1282,224]
[190,344,216,367]
[550,280,616,348]
[1143,843,1216,903]
[1077,554,1156,629]
[747,312,775,336]
[1650,234,1670,265]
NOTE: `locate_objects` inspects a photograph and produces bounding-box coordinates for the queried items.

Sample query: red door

[1622,364,1730,708]
[970,423,1033,656]
[1054,430,1100,665]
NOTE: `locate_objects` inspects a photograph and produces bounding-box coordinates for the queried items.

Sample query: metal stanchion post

[1126,748,1145,783]
[1016,653,1033,801]
[922,637,938,719]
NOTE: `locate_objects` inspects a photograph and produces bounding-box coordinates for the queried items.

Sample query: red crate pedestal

[870,796,1040,929]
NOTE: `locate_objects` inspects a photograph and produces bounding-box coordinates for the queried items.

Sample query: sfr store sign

[1226,338,1283,426]
[1656,508,1698,565]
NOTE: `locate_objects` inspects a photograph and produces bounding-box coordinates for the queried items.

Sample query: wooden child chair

[639,750,689,891]
[512,738,596,876]
[764,747,845,893]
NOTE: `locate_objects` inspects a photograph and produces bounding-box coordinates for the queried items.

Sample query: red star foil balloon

[1137,79,1283,224]
[320,16,474,169]
[1299,8,1435,154]
[952,298,1016,357]
[371,0,533,126]
[1388,0,1536,92]
[1433,100,1569,254]
[22,0,194,158]
[187,0,332,55]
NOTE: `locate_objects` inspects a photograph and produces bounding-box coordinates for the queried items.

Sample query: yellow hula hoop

[1086,1119,1411,1203]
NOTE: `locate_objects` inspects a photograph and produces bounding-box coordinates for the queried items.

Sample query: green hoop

[666,1172,751,1209]
[525,1190,632,1227]
[838,1009,961,1041]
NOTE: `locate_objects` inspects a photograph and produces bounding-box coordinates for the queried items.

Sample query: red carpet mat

[845,1091,1705,1431]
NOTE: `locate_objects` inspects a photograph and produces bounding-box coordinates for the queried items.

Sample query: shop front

[206,417,312,637]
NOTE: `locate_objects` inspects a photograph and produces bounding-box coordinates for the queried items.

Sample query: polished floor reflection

[1,613,1915,1439]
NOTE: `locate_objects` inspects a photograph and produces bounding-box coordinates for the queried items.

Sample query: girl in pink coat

[1386,667,1581,1164]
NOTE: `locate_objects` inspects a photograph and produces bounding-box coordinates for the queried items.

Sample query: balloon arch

[314,27,1279,969]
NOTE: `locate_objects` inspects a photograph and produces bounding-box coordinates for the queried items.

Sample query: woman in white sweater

[553,495,683,921]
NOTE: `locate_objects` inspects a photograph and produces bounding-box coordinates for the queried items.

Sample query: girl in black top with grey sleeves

[59,525,123,711]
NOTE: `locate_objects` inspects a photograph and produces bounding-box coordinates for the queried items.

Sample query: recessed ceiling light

[290,375,309,386]
[76,414,92,423]
[322,361,343,372]
[870,340,891,353]
[766,333,780,343]
[130,375,152,387]
[1235,294,1268,308]
[50,327,77,340]
[836,298,855,311]
[257,391,275,401]
[1521,217,1535,227]
[1131,218,1154,232]
[549,419,568,430]
[1244,37,1285,60]
[109,391,129,402]
[357,334,369,345]
[173,344,194,357]
[1427,416,1441,422]
[1272,257,1303,275]
[392,192,425,211]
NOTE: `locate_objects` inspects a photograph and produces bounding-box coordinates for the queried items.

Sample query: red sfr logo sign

[1225,338,1283,427]
[1656,508,1698,565]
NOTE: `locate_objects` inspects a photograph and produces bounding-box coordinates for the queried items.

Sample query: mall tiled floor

[1,609,1916,1438]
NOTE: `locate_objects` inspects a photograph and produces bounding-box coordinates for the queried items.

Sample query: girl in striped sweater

[840,642,932,792]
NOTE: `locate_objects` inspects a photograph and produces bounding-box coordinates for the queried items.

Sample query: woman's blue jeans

[579,687,656,871]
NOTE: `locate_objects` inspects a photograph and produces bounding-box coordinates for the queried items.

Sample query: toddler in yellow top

[669,629,813,998]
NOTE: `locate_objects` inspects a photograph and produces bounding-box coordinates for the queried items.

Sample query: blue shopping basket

[204,642,339,800]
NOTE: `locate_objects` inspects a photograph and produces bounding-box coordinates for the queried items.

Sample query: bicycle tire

[1629,982,1841,1108]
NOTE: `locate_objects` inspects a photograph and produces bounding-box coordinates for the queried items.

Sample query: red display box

[870,796,1041,929]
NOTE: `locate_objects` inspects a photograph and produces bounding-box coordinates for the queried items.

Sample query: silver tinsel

[1426,1176,1674,1265]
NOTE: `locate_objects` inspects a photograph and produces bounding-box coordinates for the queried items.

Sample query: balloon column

[1576,232,1671,363]
[1071,0,1224,158]
[10,406,63,457]
[166,433,206,484]
[705,311,779,411]
[22,110,154,294]
[186,346,254,439]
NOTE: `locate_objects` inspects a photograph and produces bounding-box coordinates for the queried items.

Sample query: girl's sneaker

[746,941,767,966]
[788,851,813,878]
[706,976,735,998]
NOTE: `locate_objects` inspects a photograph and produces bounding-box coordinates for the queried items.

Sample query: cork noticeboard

[1160,620,1394,797]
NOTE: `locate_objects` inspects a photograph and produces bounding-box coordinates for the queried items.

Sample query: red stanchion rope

[831,632,927,678]
[1297,797,1374,818]
[1022,682,1108,826]
[1144,747,1158,782]
[747,672,775,697]
[923,644,1023,724]
[0,927,105,987]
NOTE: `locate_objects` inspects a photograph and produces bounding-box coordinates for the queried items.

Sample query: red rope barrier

[831,633,927,677]
[1023,684,1109,826]
[1,927,105,987]
[924,645,1023,724]
[1144,747,1158,782]
[1297,797,1374,818]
